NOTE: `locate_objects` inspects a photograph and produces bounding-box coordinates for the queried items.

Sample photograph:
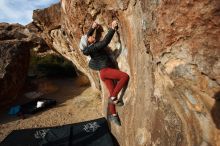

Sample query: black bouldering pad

[0,117,117,146]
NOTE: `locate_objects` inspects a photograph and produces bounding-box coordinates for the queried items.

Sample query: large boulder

[0,23,38,105]
[32,0,220,145]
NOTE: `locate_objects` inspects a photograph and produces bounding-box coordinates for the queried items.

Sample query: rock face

[0,23,48,105]
[31,3,100,90]
[32,0,220,145]
[0,23,33,105]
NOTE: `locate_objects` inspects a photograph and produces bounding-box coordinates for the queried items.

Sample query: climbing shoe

[115,100,124,106]
[108,96,117,104]
[108,114,121,126]
[108,97,124,106]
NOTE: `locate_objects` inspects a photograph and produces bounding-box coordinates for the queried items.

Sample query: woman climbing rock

[79,20,129,126]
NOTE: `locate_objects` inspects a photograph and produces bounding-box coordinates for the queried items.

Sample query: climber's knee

[122,73,129,82]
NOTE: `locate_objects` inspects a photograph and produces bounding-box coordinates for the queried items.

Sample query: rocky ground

[0,77,102,142]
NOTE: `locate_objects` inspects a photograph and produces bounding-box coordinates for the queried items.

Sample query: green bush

[29,53,77,78]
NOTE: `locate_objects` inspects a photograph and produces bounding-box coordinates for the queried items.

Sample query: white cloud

[0,0,59,25]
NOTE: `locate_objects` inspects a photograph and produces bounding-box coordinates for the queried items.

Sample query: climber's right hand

[111,20,118,30]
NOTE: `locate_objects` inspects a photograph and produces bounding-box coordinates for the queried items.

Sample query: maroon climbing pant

[100,67,129,115]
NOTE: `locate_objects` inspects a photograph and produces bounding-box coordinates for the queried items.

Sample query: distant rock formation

[0,23,31,105]
[0,23,48,106]
[1,0,219,145]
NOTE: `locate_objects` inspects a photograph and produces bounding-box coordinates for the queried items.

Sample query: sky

[0,0,59,25]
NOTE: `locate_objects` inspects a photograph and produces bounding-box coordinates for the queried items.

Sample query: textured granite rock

[0,23,32,105]
[0,22,49,105]
[32,0,220,145]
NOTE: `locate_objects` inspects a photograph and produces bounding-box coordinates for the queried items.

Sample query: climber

[79,20,129,126]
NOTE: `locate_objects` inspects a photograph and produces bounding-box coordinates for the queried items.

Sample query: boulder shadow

[211,91,220,129]
[110,133,120,146]
[117,82,129,104]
